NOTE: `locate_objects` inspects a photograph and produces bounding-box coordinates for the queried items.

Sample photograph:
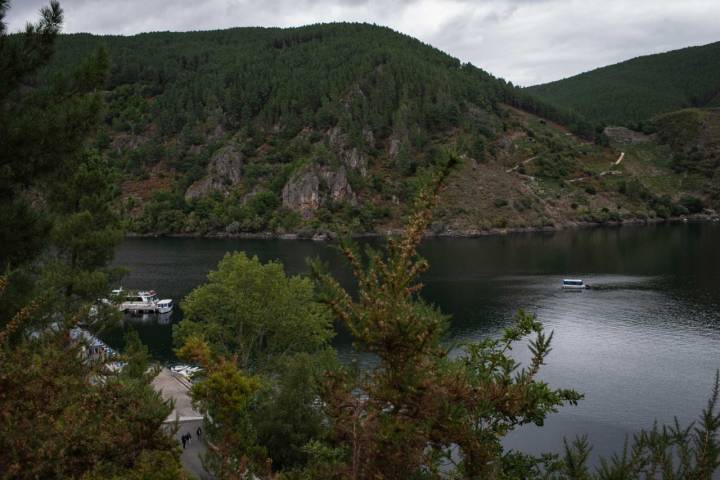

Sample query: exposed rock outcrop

[185,145,243,200]
[388,138,401,159]
[603,127,652,145]
[328,126,369,177]
[321,167,355,203]
[111,134,148,154]
[282,165,355,219]
[282,168,321,219]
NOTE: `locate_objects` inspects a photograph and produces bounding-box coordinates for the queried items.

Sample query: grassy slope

[434,106,708,234]
[527,41,720,126]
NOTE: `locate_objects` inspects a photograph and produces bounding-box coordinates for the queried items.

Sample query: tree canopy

[174,251,334,368]
[528,41,720,127]
[0,2,184,478]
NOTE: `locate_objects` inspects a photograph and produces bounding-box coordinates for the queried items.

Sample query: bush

[514,197,532,212]
[680,195,704,214]
[654,204,671,219]
[672,203,690,216]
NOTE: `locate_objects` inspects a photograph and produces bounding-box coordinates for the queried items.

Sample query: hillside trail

[566,151,625,183]
[505,156,537,173]
[508,151,625,182]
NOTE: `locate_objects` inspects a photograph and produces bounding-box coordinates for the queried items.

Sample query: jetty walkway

[152,367,210,479]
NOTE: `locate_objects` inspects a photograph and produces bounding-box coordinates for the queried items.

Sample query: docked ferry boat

[116,289,173,314]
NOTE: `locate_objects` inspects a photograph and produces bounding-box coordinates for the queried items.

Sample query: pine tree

[0,3,185,478]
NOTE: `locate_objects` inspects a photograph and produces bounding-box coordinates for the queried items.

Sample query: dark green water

[106,223,720,462]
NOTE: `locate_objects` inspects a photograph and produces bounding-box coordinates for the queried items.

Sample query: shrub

[680,195,704,214]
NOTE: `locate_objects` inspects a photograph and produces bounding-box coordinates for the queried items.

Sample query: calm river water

[106,223,720,463]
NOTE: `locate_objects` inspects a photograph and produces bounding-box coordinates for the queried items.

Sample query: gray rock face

[185,145,243,200]
[328,126,369,177]
[342,148,367,176]
[282,165,355,219]
[282,168,321,219]
[321,166,355,204]
[389,138,401,159]
[603,127,652,144]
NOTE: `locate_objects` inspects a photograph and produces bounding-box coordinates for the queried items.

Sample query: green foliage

[680,194,705,214]
[528,41,720,126]
[0,0,105,271]
[252,352,332,471]
[0,4,182,479]
[654,108,720,179]
[43,23,596,234]
[182,347,269,479]
[174,251,333,368]
[310,166,581,478]
[174,253,335,475]
[0,326,182,479]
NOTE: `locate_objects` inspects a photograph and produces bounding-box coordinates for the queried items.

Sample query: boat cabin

[562,279,587,289]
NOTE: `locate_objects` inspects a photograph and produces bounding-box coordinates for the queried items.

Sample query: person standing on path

[181,434,187,449]
[196,426,202,439]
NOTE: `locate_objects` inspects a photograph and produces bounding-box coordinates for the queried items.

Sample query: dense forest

[36,22,717,237]
[45,25,720,237]
[45,24,680,237]
[527,41,720,127]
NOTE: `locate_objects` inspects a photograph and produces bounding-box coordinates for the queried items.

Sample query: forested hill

[48,24,715,236]
[527,41,720,127]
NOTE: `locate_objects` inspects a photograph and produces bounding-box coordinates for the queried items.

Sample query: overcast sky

[5,0,719,86]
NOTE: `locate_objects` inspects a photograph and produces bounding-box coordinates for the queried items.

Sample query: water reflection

[106,223,720,463]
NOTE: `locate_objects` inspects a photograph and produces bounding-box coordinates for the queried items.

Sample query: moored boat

[157,299,173,314]
[117,289,174,314]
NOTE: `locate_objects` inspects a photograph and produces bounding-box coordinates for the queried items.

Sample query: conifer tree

[310,158,581,479]
[0,3,185,478]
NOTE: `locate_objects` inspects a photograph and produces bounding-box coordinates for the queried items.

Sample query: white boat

[157,299,173,314]
[562,279,588,289]
[118,289,173,314]
[171,364,201,379]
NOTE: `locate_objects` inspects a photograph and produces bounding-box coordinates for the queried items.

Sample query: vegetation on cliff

[53,24,707,237]
[528,41,720,127]
[45,25,718,236]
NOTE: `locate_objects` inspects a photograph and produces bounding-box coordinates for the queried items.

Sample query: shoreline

[124,214,720,242]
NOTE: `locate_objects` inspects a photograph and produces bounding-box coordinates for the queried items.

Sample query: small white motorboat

[562,279,588,289]
[157,299,174,314]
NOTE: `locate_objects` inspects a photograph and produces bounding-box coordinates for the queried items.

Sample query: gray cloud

[5,0,719,85]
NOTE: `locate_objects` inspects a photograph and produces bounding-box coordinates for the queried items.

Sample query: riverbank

[125,213,720,241]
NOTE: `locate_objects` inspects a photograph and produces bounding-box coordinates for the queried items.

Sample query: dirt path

[506,156,537,173]
[566,151,625,183]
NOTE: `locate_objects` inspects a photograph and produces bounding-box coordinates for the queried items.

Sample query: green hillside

[527,41,720,126]
[47,24,716,236]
